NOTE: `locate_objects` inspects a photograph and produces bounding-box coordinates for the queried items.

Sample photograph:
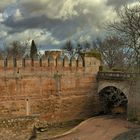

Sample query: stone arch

[98,81,129,98]
[98,85,128,115]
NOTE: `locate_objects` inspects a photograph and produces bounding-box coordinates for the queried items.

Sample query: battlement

[0,53,101,74]
[0,51,101,130]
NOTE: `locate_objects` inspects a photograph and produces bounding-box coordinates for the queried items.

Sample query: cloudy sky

[0,0,138,49]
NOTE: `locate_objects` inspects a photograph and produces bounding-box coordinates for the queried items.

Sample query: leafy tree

[30,40,38,58]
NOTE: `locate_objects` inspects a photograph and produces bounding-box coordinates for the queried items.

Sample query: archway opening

[99,86,128,117]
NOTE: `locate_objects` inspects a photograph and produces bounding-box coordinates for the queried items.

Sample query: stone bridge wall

[97,72,140,121]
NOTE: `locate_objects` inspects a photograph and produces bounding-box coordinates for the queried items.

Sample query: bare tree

[94,36,127,70]
[2,41,26,59]
[108,3,140,72]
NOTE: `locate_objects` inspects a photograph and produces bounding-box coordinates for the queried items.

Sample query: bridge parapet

[97,72,138,81]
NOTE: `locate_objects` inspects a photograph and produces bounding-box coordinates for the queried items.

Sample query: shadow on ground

[113,128,140,140]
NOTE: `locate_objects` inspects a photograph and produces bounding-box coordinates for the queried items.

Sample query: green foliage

[30,40,38,58]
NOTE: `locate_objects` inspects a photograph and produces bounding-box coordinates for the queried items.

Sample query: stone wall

[0,72,99,122]
[0,55,101,139]
[127,77,140,121]
[97,75,140,121]
[0,116,38,140]
[0,56,101,122]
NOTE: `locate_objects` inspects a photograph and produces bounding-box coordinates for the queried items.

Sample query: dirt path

[51,115,139,140]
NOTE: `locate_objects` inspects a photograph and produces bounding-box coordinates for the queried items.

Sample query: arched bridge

[97,72,140,120]
[97,72,137,97]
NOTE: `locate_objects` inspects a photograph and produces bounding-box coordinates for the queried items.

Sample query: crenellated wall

[0,54,99,72]
[0,54,101,123]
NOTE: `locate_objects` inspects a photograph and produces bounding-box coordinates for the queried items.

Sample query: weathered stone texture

[0,56,100,122]
[0,73,99,122]
[98,75,140,121]
[0,56,101,139]
[0,116,38,140]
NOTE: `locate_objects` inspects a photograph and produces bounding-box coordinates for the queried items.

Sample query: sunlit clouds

[0,0,138,49]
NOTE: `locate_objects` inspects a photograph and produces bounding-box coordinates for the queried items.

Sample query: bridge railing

[97,71,138,80]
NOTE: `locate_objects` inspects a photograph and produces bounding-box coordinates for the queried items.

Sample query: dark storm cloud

[2,0,109,40]
[3,15,60,30]
[106,0,137,9]
[0,0,139,48]
[3,14,78,40]
[20,0,64,17]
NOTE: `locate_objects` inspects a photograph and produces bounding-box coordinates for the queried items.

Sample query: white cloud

[0,31,7,38]
[81,0,107,5]
[19,0,79,20]
[83,9,90,14]
[4,28,60,48]
[0,23,11,39]
[0,0,138,49]
[57,0,79,20]
[0,13,4,22]
[13,9,23,21]
[128,1,140,8]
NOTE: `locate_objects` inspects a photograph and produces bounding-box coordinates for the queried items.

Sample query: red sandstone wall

[0,57,101,122]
